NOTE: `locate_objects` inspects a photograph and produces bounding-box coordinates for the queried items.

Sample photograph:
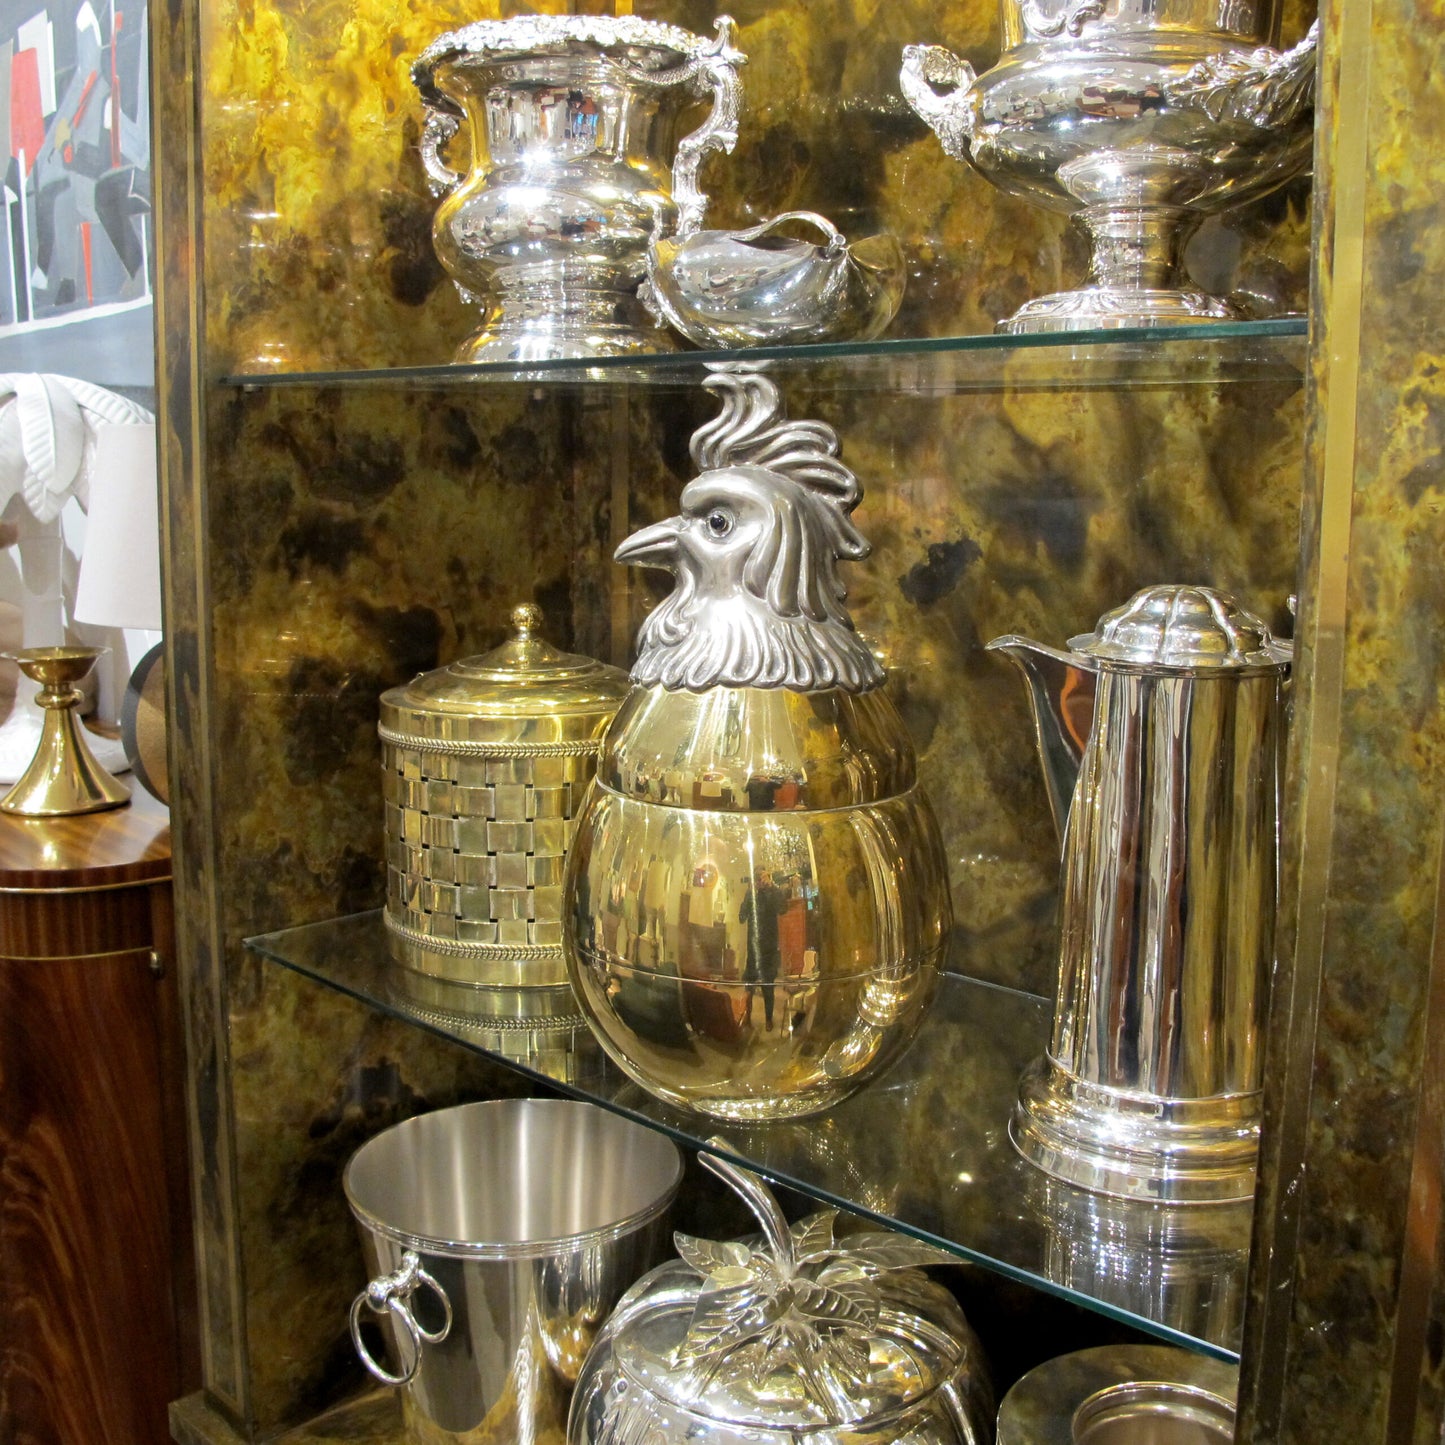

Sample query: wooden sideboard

[0,786,198,1444]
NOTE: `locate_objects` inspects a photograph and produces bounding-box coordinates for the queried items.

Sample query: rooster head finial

[617,367,884,694]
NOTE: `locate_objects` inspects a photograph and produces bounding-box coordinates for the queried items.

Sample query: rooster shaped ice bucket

[564,368,951,1120]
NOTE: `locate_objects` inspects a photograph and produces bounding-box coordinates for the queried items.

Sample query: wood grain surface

[0,800,194,1444]
[0,786,169,892]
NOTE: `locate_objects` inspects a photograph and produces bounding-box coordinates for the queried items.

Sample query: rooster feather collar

[618,369,885,694]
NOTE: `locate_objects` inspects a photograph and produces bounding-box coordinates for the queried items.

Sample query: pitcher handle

[725,210,847,256]
[671,17,746,238]
[420,106,463,199]
[348,1250,453,1387]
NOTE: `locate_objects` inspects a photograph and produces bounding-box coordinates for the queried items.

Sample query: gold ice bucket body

[379,605,629,1075]
[565,683,952,1120]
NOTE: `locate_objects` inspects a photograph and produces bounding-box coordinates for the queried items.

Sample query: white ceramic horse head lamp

[0,375,153,783]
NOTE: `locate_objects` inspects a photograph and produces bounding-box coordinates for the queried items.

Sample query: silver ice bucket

[344,1099,682,1440]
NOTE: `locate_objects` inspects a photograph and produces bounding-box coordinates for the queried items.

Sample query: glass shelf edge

[220,317,1307,391]
[244,910,1249,1363]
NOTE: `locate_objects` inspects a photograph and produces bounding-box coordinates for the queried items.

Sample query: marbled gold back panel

[201,0,1315,372]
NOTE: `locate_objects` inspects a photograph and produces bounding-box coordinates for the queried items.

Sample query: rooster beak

[615,518,684,567]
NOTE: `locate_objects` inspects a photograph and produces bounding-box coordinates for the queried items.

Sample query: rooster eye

[705,509,735,538]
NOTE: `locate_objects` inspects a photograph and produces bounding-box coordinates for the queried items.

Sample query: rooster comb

[692,366,860,512]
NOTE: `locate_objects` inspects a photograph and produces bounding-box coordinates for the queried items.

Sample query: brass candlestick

[0,647,131,817]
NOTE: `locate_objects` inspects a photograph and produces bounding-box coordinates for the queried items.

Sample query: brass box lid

[379,604,630,752]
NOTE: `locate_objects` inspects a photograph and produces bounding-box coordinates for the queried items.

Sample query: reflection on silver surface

[385,970,605,1085]
[996,1346,1237,1445]
[646,210,906,349]
[344,1100,681,1439]
[901,0,1318,331]
[568,1146,994,1445]
[565,369,951,1120]
[1072,1381,1235,1445]
[412,16,744,363]
[1025,1171,1250,1342]
[990,586,1290,1202]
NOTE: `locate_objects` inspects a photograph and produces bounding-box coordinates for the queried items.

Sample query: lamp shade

[73,422,162,632]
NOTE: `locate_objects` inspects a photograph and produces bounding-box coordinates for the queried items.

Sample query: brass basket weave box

[378,604,629,1075]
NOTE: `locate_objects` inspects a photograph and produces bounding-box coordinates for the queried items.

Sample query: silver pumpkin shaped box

[380,604,630,1076]
[563,367,953,1121]
[567,1146,994,1445]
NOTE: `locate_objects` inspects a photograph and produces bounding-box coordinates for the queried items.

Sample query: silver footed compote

[901,5,1318,333]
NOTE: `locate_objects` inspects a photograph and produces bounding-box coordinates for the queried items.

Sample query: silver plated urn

[901,4,1319,332]
[412,15,744,363]
[989,586,1291,1202]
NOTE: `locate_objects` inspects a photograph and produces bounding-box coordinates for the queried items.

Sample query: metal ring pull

[348,1250,453,1387]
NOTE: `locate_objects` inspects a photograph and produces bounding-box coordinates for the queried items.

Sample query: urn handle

[669,17,746,239]
[1164,19,1320,130]
[420,106,463,198]
[348,1250,453,1387]
[1018,0,1107,40]
[900,44,978,162]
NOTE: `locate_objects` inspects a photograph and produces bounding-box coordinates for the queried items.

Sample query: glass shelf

[247,910,1254,1362]
[221,318,1306,395]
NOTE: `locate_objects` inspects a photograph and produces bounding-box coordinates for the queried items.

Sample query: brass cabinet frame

[149,0,1445,1440]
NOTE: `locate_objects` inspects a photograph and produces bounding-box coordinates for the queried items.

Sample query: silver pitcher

[412,16,744,363]
[988,586,1290,1202]
[901,4,1319,332]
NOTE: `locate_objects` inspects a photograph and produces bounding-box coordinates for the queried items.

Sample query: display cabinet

[149,0,1445,1442]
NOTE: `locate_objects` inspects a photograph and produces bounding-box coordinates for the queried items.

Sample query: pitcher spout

[985,635,1097,842]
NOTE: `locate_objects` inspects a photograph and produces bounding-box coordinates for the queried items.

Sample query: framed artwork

[0,0,151,387]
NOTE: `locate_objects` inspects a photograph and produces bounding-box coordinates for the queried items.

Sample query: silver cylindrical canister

[345,1099,682,1440]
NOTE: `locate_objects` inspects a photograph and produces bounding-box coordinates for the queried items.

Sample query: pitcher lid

[1069,586,1291,671]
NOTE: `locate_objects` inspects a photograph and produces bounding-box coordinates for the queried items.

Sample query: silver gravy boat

[901,2,1319,332]
[645,210,907,349]
[413,15,744,363]
[989,586,1291,1203]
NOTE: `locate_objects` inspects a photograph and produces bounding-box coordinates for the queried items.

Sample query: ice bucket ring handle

[348,1250,453,1387]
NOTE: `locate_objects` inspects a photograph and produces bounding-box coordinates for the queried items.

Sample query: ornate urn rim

[413,15,713,107]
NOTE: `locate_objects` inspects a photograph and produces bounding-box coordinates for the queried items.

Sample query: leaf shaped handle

[900,44,978,162]
[614,17,745,241]
[675,18,746,239]
[1165,19,1320,129]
